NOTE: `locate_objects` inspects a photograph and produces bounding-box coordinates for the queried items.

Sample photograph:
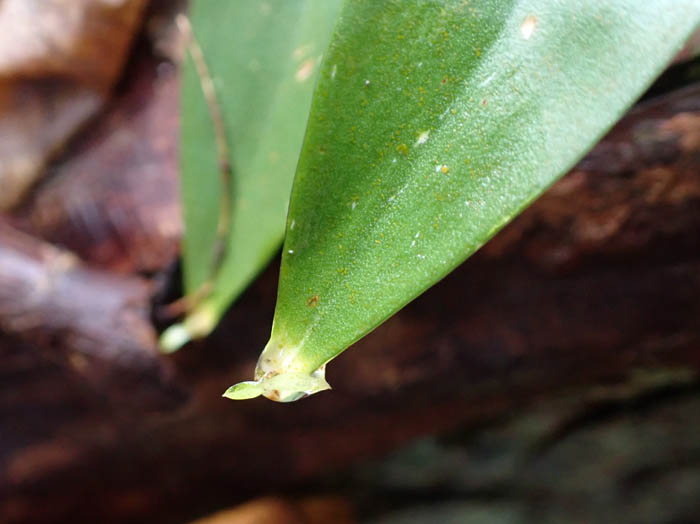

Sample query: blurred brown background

[1,2,699,523]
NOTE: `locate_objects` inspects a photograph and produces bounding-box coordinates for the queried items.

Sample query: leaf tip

[223,370,331,403]
[223,338,332,403]
[159,303,218,353]
[159,324,192,353]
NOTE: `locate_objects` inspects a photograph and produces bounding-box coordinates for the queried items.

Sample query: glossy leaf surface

[226,0,700,400]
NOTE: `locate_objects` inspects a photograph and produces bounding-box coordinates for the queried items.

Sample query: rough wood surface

[0,219,183,413]
[0,0,148,210]
[0,77,698,523]
[19,49,181,275]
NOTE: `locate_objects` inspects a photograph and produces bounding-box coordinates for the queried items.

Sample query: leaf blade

[232,0,700,398]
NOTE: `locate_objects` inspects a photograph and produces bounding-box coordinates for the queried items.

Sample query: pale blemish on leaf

[479,72,496,88]
[296,58,316,82]
[521,15,537,39]
[293,43,312,60]
[415,130,430,146]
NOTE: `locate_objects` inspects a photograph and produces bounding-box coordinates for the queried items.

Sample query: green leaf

[228,0,700,400]
[161,0,343,350]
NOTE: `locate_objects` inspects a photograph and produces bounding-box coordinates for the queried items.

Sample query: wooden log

[0,218,185,416]
[0,74,699,524]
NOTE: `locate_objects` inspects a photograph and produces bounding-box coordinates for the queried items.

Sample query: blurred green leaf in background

[161,0,342,350]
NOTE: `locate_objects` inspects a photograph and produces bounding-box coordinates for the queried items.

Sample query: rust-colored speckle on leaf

[268,389,281,401]
[306,295,319,308]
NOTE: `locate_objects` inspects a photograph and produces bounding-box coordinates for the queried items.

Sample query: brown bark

[0,0,148,210]
[0,78,699,523]
[19,50,181,275]
[0,219,183,414]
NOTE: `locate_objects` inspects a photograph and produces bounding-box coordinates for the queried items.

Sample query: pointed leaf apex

[224,338,331,402]
[222,381,263,400]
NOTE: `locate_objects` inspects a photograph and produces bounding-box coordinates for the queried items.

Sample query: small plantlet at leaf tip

[223,381,262,400]
[224,340,332,402]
